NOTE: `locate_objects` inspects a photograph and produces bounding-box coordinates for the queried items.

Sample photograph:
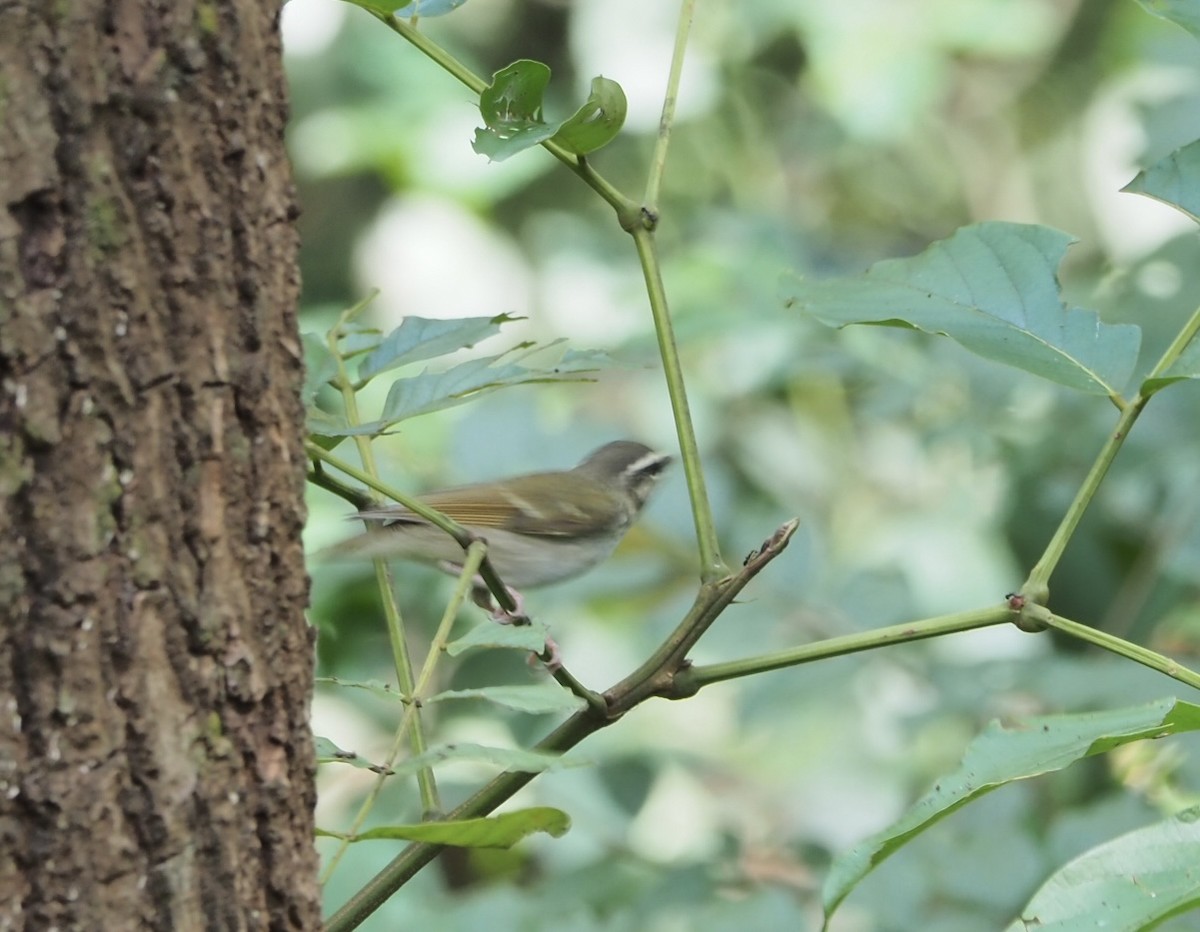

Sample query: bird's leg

[470,581,558,668]
[440,562,555,664]
[437,562,526,622]
[469,580,527,623]
[437,560,523,620]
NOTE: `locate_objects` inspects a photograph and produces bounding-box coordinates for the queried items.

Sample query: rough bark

[0,1,318,929]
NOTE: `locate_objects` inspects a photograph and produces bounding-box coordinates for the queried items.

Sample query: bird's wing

[488,475,627,538]
[354,474,625,538]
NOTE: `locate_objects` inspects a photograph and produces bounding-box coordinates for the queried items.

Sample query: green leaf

[314,736,394,774]
[446,619,551,656]
[1123,138,1200,224]
[316,676,405,702]
[305,433,349,452]
[391,742,578,779]
[1133,0,1200,40]
[426,684,585,714]
[1004,806,1200,931]
[473,61,558,163]
[311,318,574,435]
[305,408,390,439]
[338,325,383,359]
[379,342,603,424]
[302,333,339,407]
[822,698,1200,924]
[357,314,519,383]
[782,222,1142,396]
[317,806,570,848]
[1143,334,1200,395]
[551,76,627,155]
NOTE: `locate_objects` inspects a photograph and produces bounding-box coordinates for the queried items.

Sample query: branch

[605,519,798,713]
[675,604,1013,695]
[324,518,798,932]
[1022,604,1200,691]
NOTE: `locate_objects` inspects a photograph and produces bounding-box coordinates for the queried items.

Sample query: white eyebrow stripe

[626,452,670,476]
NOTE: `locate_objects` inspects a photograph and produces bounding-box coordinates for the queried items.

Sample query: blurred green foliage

[286,0,1200,928]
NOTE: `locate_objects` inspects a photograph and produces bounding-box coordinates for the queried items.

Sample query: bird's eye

[629,456,669,482]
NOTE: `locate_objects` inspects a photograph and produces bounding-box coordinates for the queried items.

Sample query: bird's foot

[535,634,562,673]
[462,577,557,667]
[468,580,529,624]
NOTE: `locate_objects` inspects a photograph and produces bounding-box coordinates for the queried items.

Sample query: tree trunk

[0,1,319,929]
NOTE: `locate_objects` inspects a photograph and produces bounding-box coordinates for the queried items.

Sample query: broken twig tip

[775,517,800,543]
[742,518,800,566]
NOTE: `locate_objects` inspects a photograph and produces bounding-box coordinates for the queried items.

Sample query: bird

[331,440,673,618]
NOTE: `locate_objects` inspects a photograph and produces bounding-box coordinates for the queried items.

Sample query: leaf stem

[1021,399,1145,603]
[631,228,728,580]
[319,543,488,884]
[374,11,485,94]
[1023,301,1200,603]
[643,0,695,214]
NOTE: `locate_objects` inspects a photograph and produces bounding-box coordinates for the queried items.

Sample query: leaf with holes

[552,76,627,155]
[473,60,558,162]
[473,61,627,162]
